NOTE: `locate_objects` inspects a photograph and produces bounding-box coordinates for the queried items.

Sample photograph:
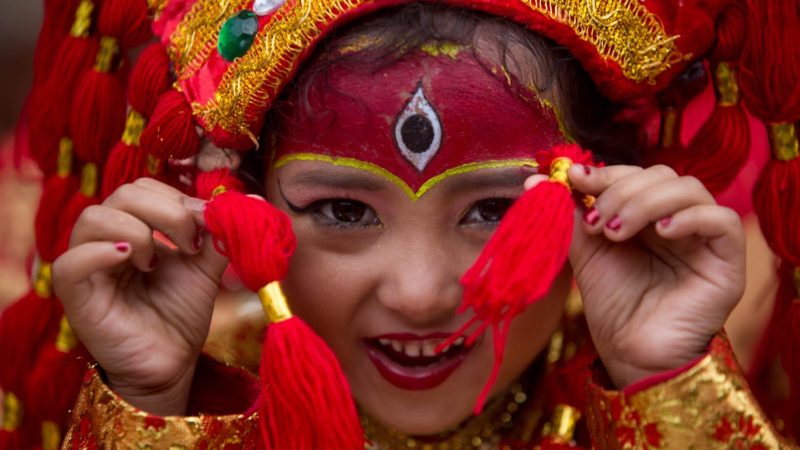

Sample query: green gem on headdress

[218,10,259,62]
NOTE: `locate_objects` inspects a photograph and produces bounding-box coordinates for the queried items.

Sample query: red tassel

[140,89,201,160]
[96,0,151,50]
[440,144,594,413]
[127,43,172,118]
[682,66,750,195]
[198,170,365,450]
[58,163,102,255]
[36,139,80,261]
[32,0,83,86]
[27,36,98,176]
[25,311,88,448]
[70,62,127,165]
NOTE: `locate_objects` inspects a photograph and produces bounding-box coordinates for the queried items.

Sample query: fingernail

[606,215,622,231]
[583,207,600,225]
[659,216,672,227]
[114,242,130,253]
[192,232,203,251]
[583,165,592,175]
[149,255,158,270]
[184,198,207,214]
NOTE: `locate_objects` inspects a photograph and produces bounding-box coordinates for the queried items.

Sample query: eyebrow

[285,168,387,191]
[443,167,535,195]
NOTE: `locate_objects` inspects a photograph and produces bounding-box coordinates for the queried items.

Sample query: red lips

[364,333,472,390]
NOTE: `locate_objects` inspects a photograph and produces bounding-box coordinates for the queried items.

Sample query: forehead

[273,49,565,198]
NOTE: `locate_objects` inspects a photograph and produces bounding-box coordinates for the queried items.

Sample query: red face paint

[272,49,566,197]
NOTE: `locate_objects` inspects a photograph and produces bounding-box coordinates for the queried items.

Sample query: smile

[364,333,474,391]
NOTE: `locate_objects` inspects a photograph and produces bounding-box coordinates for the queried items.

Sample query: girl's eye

[314,199,380,227]
[461,198,514,226]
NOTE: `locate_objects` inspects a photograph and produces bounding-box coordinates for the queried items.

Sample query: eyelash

[459,198,515,229]
[286,198,381,229]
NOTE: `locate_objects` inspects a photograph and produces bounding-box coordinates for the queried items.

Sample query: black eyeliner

[277,179,310,213]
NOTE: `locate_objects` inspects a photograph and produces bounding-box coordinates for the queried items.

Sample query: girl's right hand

[52,178,229,416]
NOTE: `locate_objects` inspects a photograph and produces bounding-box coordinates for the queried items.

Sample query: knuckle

[106,183,139,205]
[76,205,105,228]
[650,164,678,179]
[679,175,706,192]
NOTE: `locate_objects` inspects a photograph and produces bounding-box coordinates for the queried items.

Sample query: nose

[375,234,462,325]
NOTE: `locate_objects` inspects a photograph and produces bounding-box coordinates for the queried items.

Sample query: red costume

[1,0,798,448]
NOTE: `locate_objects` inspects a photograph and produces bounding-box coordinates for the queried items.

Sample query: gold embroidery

[585,336,793,449]
[420,41,464,59]
[147,0,169,19]
[168,0,252,80]
[63,368,260,448]
[190,0,681,137]
[122,110,147,146]
[55,315,78,353]
[34,262,53,299]
[768,123,799,161]
[541,404,581,443]
[272,153,537,201]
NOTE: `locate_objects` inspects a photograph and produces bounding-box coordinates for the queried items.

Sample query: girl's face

[263,48,571,435]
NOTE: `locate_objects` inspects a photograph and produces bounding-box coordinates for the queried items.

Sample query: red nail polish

[149,255,158,269]
[606,215,622,231]
[114,242,130,253]
[659,216,672,227]
[583,207,600,225]
[584,165,591,175]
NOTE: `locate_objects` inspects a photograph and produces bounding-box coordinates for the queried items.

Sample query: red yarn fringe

[127,44,172,118]
[441,144,594,413]
[36,174,80,262]
[70,70,127,165]
[100,142,148,199]
[141,90,201,160]
[198,170,365,450]
[97,0,151,50]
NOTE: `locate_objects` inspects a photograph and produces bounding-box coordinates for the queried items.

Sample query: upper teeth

[377,337,465,358]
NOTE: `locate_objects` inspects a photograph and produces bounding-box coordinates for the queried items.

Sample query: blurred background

[0,1,43,306]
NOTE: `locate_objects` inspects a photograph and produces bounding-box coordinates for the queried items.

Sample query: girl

[3,0,798,448]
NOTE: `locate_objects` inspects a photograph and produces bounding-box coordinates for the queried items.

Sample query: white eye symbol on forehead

[394,85,442,172]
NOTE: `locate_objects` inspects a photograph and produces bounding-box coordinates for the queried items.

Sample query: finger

[189,228,229,282]
[133,177,208,227]
[523,174,547,190]
[599,176,716,241]
[656,204,745,262]
[568,164,645,195]
[53,241,132,313]
[104,183,201,255]
[575,165,681,233]
[70,205,157,272]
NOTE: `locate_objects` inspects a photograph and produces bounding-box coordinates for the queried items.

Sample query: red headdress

[2,0,799,448]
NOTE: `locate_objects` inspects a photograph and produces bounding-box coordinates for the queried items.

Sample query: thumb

[188,229,230,283]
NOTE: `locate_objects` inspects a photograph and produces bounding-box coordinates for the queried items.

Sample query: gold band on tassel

[34,262,53,299]
[1,391,21,431]
[41,421,61,450]
[94,36,119,73]
[660,107,678,149]
[548,157,573,188]
[55,315,78,353]
[542,403,581,443]
[211,185,227,198]
[714,62,740,107]
[146,154,162,176]
[80,163,98,197]
[258,281,293,324]
[768,123,799,161]
[57,138,73,178]
[70,0,94,38]
[121,110,146,146]
[792,267,800,298]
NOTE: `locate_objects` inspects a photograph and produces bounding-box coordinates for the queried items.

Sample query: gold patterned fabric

[62,367,261,449]
[585,335,795,449]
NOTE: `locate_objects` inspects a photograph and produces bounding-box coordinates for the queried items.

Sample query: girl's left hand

[527,164,746,388]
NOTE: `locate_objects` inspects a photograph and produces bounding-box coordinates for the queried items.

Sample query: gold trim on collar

[187,0,682,136]
[272,153,537,201]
